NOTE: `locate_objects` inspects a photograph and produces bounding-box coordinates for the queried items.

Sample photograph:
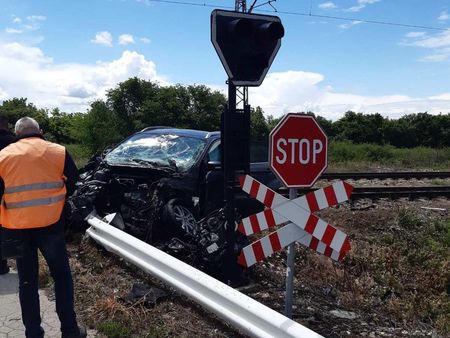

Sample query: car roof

[140,128,220,140]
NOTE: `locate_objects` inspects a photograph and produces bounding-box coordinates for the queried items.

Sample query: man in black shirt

[0,115,16,274]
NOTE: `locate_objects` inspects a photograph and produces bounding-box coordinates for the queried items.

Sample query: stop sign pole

[268,113,328,318]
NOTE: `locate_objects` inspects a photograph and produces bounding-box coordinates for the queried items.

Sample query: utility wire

[140,0,228,8]
[142,0,449,32]
[271,11,449,31]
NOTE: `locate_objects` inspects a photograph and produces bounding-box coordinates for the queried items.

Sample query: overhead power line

[272,11,449,31]
[142,0,449,32]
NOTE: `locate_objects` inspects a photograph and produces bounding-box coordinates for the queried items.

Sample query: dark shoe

[62,324,87,338]
[0,260,9,275]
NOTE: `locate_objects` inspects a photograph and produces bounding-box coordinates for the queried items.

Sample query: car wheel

[162,199,198,237]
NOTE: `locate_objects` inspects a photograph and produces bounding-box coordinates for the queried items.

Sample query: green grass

[144,325,169,338]
[390,211,450,333]
[328,141,450,170]
[97,321,131,338]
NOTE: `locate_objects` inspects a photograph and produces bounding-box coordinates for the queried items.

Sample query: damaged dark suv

[66,127,264,279]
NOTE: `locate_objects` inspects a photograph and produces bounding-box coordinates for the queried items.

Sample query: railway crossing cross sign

[237,175,353,267]
[269,114,328,188]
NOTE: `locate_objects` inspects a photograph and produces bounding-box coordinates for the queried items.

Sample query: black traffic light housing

[211,9,284,86]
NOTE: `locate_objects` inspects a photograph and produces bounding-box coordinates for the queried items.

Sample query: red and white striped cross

[237,175,353,268]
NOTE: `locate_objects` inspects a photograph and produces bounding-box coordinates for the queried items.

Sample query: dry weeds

[62,197,449,337]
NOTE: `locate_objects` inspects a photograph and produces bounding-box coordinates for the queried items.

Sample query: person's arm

[64,150,79,196]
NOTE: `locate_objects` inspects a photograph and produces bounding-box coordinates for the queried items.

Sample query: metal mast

[235,0,247,12]
[235,0,248,108]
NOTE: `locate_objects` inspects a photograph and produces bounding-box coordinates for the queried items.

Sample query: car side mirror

[207,160,222,171]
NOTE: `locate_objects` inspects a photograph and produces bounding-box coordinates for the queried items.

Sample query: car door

[198,139,224,216]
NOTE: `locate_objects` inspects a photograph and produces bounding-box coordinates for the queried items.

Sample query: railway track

[279,185,450,200]
[321,171,450,180]
[349,185,450,200]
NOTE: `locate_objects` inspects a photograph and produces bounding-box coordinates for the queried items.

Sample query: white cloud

[411,30,450,49]
[140,37,151,44]
[136,0,153,5]
[91,31,113,47]
[247,71,450,120]
[5,27,23,34]
[420,53,449,62]
[0,43,448,120]
[0,87,8,100]
[0,42,168,112]
[26,15,46,22]
[348,0,380,12]
[403,29,450,62]
[438,10,449,21]
[7,14,46,33]
[430,93,450,100]
[405,32,426,38]
[119,34,135,45]
[318,2,337,10]
[339,20,362,29]
[1,42,52,63]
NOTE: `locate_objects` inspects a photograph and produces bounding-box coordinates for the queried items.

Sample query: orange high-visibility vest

[0,137,67,229]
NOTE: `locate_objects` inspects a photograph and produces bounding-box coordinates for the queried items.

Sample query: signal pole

[211,3,284,284]
[235,0,248,108]
[235,0,247,12]
[220,0,250,284]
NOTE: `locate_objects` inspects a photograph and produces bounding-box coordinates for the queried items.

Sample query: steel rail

[279,186,450,200]
[86,216,323,338]
[321,171,450,180]
[351,186,450,199]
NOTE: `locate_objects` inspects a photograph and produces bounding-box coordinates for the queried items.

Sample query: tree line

[0,77,449,157]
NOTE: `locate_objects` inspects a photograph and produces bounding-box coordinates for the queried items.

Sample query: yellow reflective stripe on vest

[4,181,64,194]
[4,194,66,209]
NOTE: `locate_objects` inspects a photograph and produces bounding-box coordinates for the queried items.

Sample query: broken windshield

[105,133,206,172]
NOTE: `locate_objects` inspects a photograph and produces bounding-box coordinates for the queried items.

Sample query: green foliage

[266,114,282,131]
[2,79,449,164]
[250,106,269,140]
[397,208,424,229]
[73,100,125,154]
[105,78,225,133]
[46,108,78,143]
[97,321,131,338]
[329,111,450,148]
[64,143,91,167]
[315,115,334,138]
[0,97,49,131]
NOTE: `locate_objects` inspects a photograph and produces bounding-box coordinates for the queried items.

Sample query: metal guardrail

[86,216,323,338]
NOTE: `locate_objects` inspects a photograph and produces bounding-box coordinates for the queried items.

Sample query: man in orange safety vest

[0,117,86,338]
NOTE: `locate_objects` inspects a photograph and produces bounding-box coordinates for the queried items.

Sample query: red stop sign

[269,114,328,188]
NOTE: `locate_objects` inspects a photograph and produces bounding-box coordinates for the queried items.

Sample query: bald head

[15,117,41,137]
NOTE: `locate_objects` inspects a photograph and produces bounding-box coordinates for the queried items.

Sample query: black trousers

[0,226,7,269]
[14,221,80,338]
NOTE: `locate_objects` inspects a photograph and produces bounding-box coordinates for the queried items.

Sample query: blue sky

[0,0,449,120]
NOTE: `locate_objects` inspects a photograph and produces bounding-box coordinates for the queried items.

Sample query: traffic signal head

[211,10,284,86]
